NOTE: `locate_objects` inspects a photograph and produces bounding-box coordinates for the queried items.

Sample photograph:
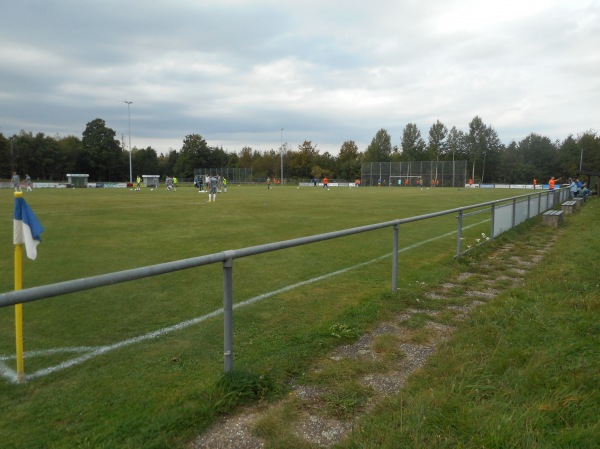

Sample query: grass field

[336,199,600,449]
[0,185,585,448]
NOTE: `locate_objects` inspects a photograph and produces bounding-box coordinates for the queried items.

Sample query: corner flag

[14,196,44,260]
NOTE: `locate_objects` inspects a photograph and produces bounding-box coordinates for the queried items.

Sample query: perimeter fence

[0,188,568,381]
[194,168,253,183]
[362,160,468,187]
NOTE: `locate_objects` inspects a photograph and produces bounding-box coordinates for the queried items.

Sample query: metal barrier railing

[0,188,567,373]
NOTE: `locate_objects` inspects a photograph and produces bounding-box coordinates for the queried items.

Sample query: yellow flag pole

[14,191,25,383]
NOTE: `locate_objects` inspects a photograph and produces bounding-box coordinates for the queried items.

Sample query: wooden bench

[542,210,564,227]
[574,197,585,206]
[561,200,577,214]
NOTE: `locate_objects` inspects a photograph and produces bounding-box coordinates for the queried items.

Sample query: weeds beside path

[190,199,600,449]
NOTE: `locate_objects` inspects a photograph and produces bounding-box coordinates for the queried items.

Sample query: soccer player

[25,174,33,192]
[208,175,218,202]
[12,172,20,191]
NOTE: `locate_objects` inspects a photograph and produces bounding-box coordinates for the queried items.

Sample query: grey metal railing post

[456,210,463,258]
[490,203,496,239]
[511,198,516,229]
[223,251,235,373]
[392,224,399,291]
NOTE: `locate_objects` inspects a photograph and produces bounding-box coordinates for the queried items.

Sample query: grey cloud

[1,1,599,154]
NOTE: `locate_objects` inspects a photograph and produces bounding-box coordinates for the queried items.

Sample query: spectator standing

[568,179,578,199]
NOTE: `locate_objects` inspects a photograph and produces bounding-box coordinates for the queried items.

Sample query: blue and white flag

[14,197,45,260]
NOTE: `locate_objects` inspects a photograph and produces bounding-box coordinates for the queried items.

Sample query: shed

[142,175,160,188]
[577,170,599,195]
[66,174,89,187]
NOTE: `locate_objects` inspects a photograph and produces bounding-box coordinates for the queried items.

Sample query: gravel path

[190,235,557,448]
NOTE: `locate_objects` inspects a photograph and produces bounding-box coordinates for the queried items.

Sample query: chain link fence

[194,168,253,183]
[361,161,468,187]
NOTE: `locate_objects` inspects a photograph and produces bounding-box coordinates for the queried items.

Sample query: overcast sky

[1,0,598,155]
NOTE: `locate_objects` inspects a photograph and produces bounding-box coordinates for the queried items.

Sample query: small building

[577,170,599,196]
[66,174,89,187]
[142,175,160,188]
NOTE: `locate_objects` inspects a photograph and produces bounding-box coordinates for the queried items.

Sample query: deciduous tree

[174,134,210,177]
[289,141,319,179]
[81,118,123,181]
[400,123,426,161]
[427,120,448,161]
[337,140,361,180]
[364,129,393,162]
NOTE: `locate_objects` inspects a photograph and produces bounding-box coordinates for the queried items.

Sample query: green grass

[0,185,567,448]
[335,199,600,449]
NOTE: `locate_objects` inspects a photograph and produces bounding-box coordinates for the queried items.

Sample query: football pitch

[0,184,525,448]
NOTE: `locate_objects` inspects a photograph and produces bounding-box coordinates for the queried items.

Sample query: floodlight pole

[280,128,284,186]
[124,101,133,183]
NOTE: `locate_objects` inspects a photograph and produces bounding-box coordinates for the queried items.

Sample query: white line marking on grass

[0,219,490,383]
[0,346,99,361]
[0,362,18,383]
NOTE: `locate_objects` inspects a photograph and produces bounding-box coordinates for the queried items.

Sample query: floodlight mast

[124,101,133,183]
[280,128,284,186]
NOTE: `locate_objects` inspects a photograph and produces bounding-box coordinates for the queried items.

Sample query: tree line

[1,116,598,184]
